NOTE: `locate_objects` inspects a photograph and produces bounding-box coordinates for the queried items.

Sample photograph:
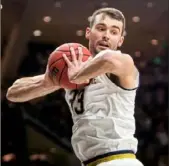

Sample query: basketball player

[7,8,143,166]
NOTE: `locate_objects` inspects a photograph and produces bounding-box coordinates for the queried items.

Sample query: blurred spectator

[2,99,28,166]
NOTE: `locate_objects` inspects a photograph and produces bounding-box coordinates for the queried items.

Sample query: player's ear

[117,36,124,47]
[85,27,91,40]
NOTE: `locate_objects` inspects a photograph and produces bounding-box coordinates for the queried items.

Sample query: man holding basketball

[7,8,143,166]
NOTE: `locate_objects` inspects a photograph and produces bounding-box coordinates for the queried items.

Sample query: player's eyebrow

[96,23,120,31]
[96,23,106,26]
[111,25,120,32]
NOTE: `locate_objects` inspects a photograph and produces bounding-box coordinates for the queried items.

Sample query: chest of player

[66,77,118,117]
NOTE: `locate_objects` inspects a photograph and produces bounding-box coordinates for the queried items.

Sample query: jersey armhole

[105,73,139,91]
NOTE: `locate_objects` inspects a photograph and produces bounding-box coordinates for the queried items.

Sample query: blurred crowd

[1,42,168,166]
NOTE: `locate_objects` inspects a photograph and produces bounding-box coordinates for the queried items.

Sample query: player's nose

[102,31,110,41]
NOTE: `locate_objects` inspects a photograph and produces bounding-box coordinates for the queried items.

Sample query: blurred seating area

[1,42,168,166]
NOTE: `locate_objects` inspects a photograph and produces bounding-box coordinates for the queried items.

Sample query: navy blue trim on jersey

[83,150,135,165]
[116,84,138,91]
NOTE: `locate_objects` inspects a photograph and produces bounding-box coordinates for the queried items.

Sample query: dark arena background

[1,0,168,166]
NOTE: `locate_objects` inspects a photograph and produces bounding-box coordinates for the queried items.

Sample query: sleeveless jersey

[65,74,139,162]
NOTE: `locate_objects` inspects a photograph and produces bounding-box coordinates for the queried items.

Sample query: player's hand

[62,46,89,84]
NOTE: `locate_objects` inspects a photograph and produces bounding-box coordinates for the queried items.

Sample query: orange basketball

[48,43,92,89]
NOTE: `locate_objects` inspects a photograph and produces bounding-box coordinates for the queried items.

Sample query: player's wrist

[43,73,55,87]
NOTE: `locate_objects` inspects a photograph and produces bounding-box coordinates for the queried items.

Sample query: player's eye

[111,30,118,35]
[97,26,105,31]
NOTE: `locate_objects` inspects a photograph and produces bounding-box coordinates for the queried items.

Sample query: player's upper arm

[102,51,139,89]
[102,51,135,77]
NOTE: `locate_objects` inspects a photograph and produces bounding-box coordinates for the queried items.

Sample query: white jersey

[65,74,139,162]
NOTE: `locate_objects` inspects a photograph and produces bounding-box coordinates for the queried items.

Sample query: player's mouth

[97,42,110,49]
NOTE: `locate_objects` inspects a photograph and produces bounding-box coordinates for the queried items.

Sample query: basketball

[48,43,92,89]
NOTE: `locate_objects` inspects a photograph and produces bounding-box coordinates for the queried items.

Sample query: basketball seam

[61,64,76,89]
[59,63,67,86]
[49,57,64,69]
[68,43,76,89]
[67,43,71,49]
[67,43,71,60]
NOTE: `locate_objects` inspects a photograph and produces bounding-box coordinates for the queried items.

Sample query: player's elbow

[6,87,12,99]
[6,88,21,102]
[6,88,16,102]
[6,94,27,103]
[6,96,17,102]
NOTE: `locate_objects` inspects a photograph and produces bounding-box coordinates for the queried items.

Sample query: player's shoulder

[105,53,139,89]
[122,53,135,66]
[122,53,139,76]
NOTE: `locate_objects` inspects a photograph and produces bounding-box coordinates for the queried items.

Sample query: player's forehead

[93,13,123,30]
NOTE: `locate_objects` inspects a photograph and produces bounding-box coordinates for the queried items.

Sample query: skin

[86,13,124,55]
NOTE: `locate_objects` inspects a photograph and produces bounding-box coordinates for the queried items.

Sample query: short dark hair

[90,8,126,36]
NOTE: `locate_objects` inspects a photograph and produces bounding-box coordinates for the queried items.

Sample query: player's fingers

[70,47,78,64]
[63,54,72,67]
[78,46,83,62]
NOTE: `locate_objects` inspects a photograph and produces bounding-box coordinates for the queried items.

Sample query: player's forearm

[6,74,59,102]
[70,51,112,82]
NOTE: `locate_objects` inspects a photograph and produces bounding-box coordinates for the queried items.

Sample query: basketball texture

[48,43,92,89]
